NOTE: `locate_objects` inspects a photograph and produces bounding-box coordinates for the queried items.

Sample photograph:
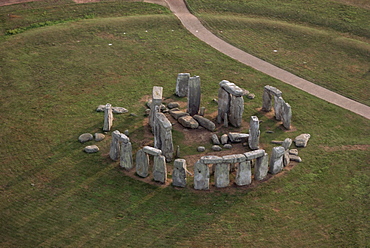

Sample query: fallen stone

[94,133,105,142]
[84,145,99,153]
[247,93,255,99]
[200,155,223,164]
[223,144,232,149]
[178,115,199,129]
[197,146,206,152]
[167,102,180,109]
[289,149,299,156]
[235,161,251,186]
[211,134,221,145]
[228,132,249,143]
[221,134,228,145]
[214,163,230,188]
[172,159,187,187]
[193,115,216,131]
[289,155,302,162]
[271,140,283,145]
[143,146,162,156]
[112,107,128,114]
[212,145,222,151]
[79,133,93,143]
[194,161,210,190]
[169,110,189,120]
[294,134,311,147]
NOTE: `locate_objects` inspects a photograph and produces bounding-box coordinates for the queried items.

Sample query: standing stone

[262,89,272,111]
[119,134,133,170]
[153,155,167,183]
[153,113,174,162]
[223,113,228,127]
[220,134,228,145]
[282,138,292,150]
[255,152,269,180]
[282,102,292,130]
[175,73,190,97]
[248,116,260,150]
[172,159,187,187]
[214,163,230,188]
[199,107,206,116]
[103,103,113,132]
[187,76,201,116]
[283,150,290,167]
[194,160,210,190]
[235,161,251,186]
[229,95,244,127]
[211,134,221,145]
[136,149,149,178]
[217,88,230,124]
[269,146,285,174]
[109,130,121,161]
[274,96,283,120]
[149,86,163,128]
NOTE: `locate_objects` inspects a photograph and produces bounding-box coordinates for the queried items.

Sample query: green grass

[186,0,370,106]
[0,1,369,247]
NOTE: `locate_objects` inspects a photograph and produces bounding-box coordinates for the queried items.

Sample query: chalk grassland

[0,1,369,247]
[186,0,370,106]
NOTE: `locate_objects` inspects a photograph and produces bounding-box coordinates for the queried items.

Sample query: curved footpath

[163,0,370,120]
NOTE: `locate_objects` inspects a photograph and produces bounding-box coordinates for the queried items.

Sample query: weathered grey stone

[172,159,187,187]
[211,134,221,145]
[221,134,229,145]
[248,116,260,150]
[274,96,284,121]
[146,99,152,108]
[117,133,129,144]
[223,113,228,127]
[136,149,149,178]
[120,140,133,170]
[103,103,113,132]
[109,130,121,161]
[145,108,151,116]
[212,145,222,151]
[283,150,290,167]
[175,145,180,158]
[84,145,99,153]
[167,102,180,109]
[271,140,284,145]
[222,154,246,164]
[175,73,190,97]
[223,144,232,149]
[178,115,199,129]
[265,85,282,97]
[247,93,255,99]
[197,146,206,152]
[79,133,93,143]
[282,102,292,130]
[153,155,167,183]
[194,161,209,190]
[94,133,105,142]
[217,88,230,124]
[244,149,265,160]
[112,107,128,114]
[214,163,230,188]
[228,132,249,143]
[289,149,299,156]
[219,80,244,97]
[262,89,272,111]
[255,152,269,180]
[149,86,163,128]
[269,146,285,174]
[96,105,106,112]
[282,138,292,150]
[153,112,174,162]
[124,130,129,136]
[229,95,244,127]
[199,107,206,116]
[200,155,223,164]
[193,115,215,131]
[294,134,311,147]
[169,110,189,120]
[235,161,251,186]
[143,146,162,156]
[187,76,201,116]
[289,155,302,162]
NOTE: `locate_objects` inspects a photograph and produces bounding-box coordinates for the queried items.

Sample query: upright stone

[136,149,149,178]
[187,76,201,116]
[255,152,269,180]
[229,95,244,127]
[109,130,121,161]
[262,88,272,111]
[103,103,113,131]
[175,73,190,97]
[194,160,210,190]
[172,159,187,187]
[269,146,285,174]
[235,161,251,186]
[217,88,230,124]
[153,112,174,162]
[214,163,230,188]
[274,96,284,121]
[199,107,206,116]
[282,102,292,130]
[282,138,292,150]
[119,134,133,170]
[153,155,167,183]
[149,86,163,128]
[248,116,260,150]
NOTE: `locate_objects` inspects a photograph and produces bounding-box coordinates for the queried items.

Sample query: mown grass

[186,0,370,106]
[0,1,369,247]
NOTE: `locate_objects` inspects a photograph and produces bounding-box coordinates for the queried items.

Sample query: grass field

[186,0,370,106]
[0,0,369,247]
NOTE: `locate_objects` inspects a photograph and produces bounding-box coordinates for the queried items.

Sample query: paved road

[164,0,370,120]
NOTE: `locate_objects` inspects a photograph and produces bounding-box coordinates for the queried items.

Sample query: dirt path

[1,0,369,120]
